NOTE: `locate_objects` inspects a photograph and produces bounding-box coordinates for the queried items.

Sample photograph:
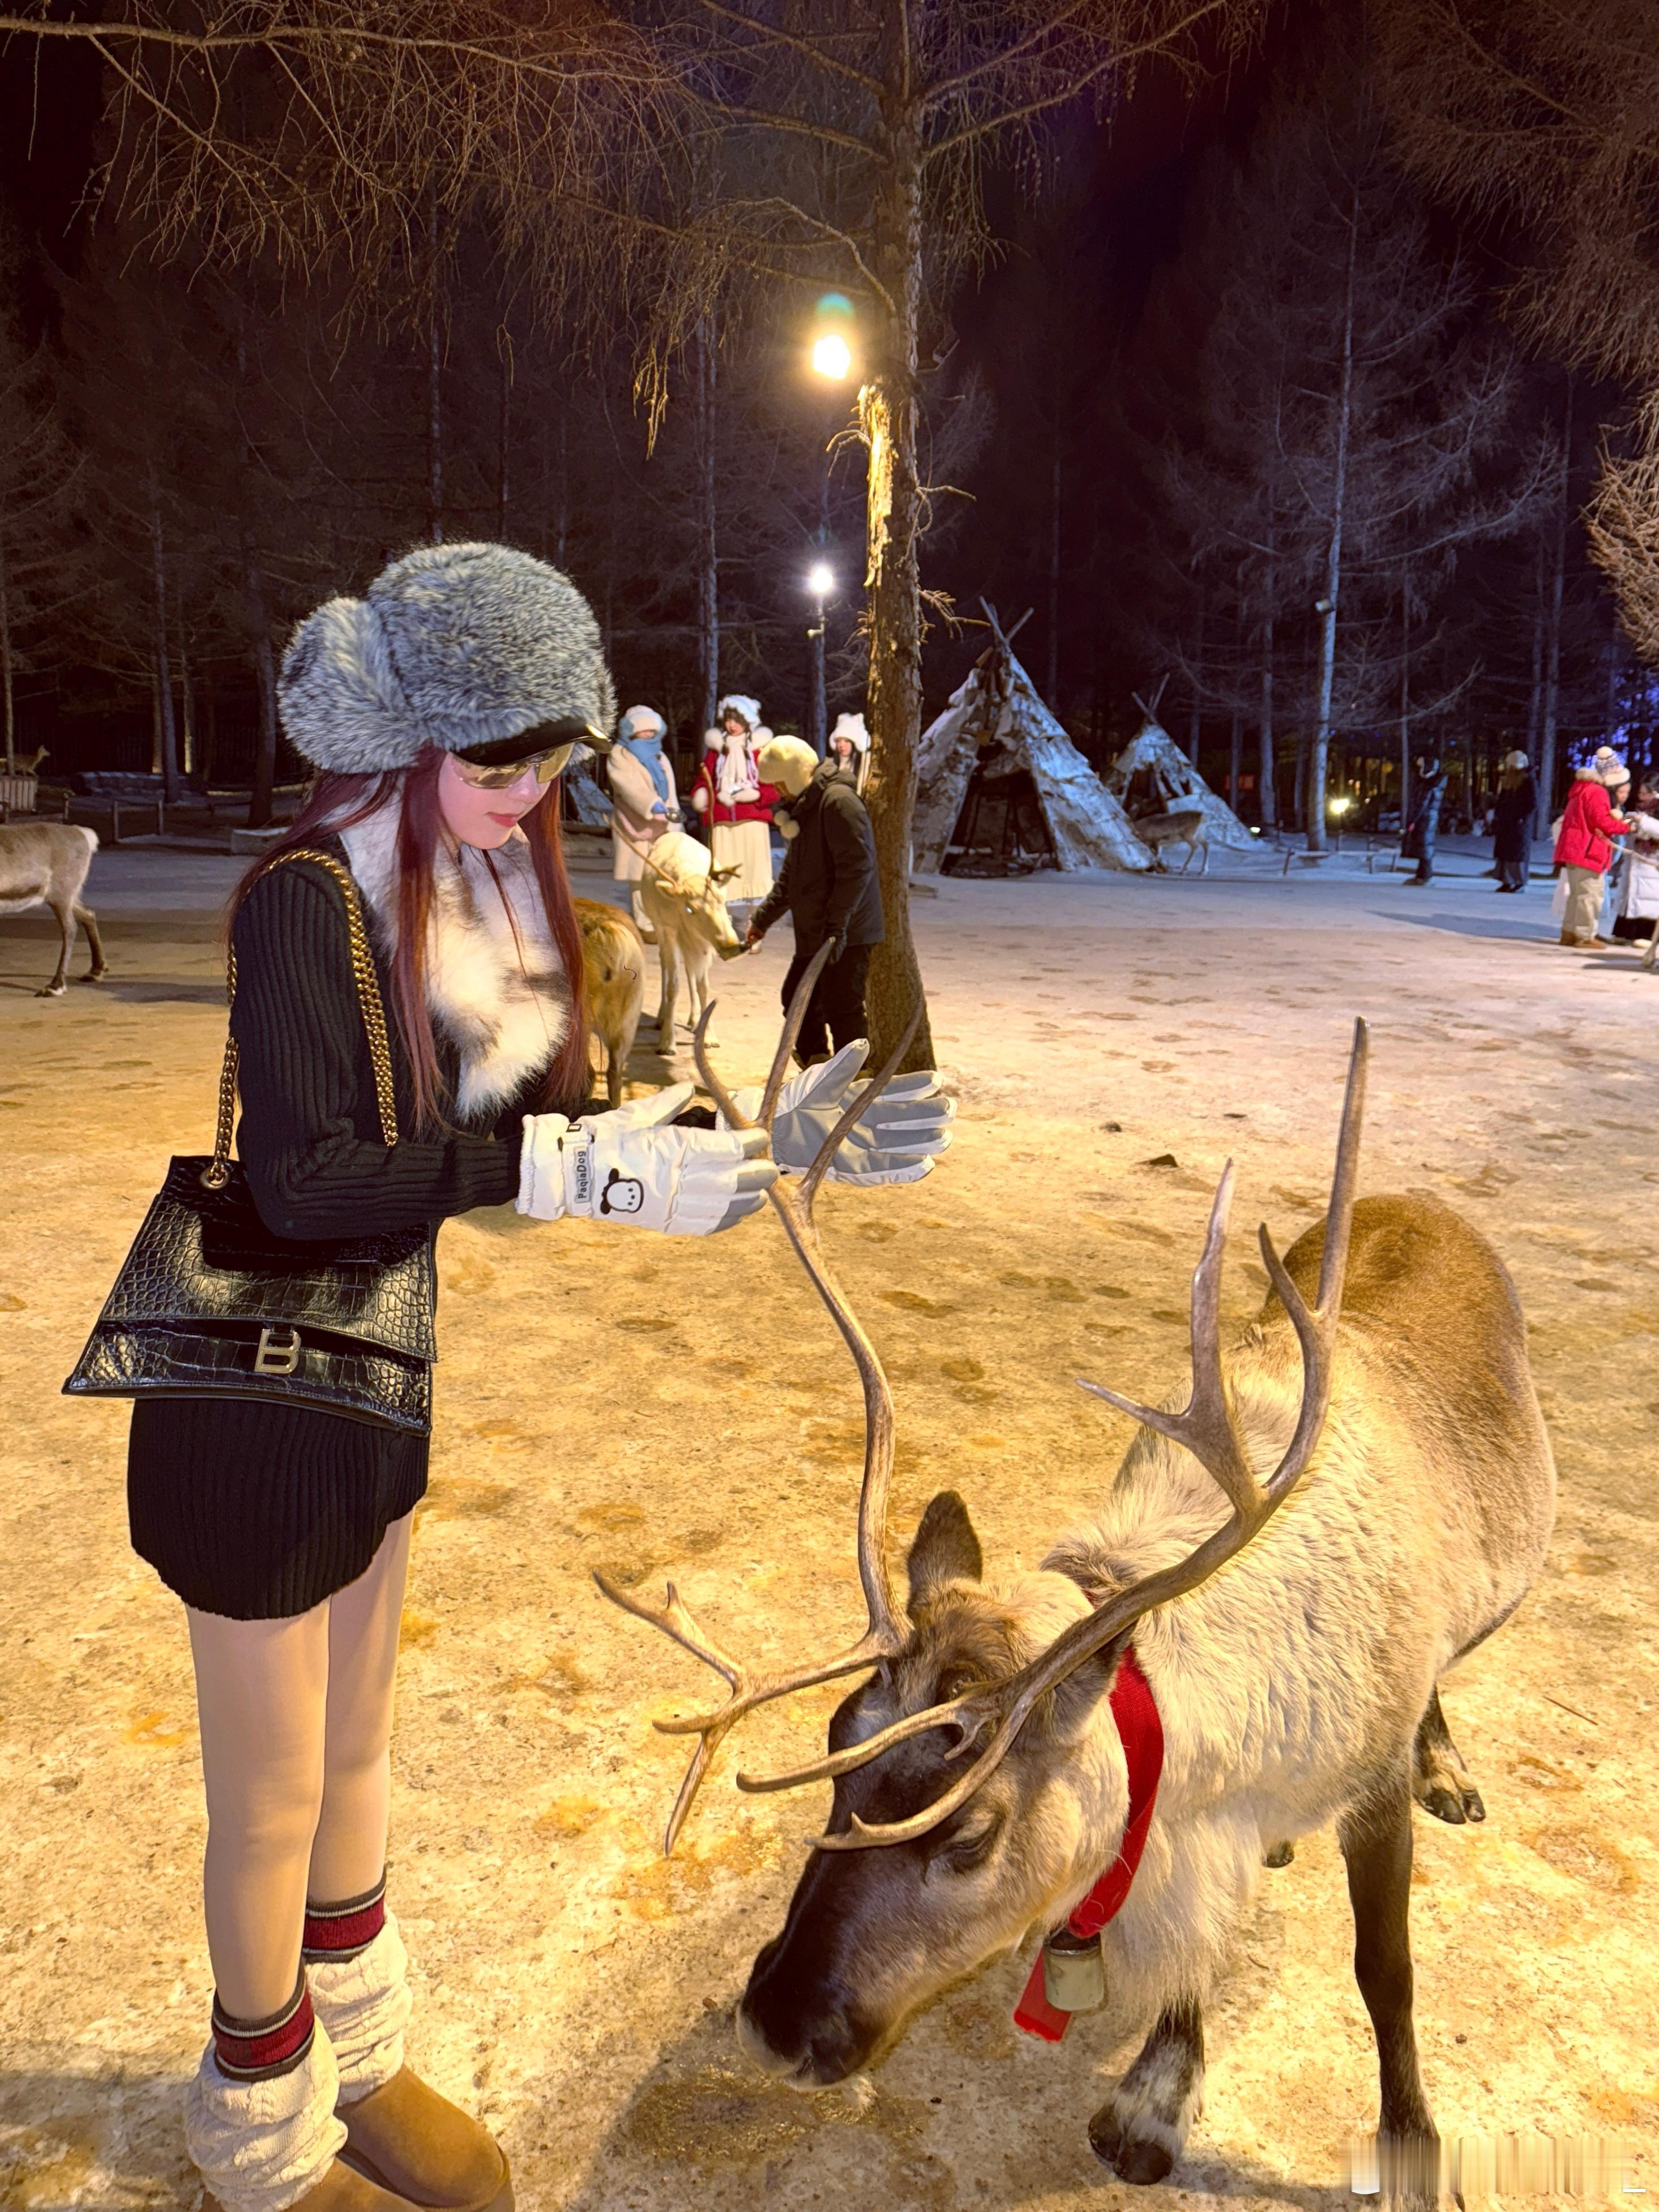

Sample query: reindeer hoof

[1088,2106,1177,2185]
[1419,1783,1483,1825]
[1263,1841,1295,1867]
[78,970,108,986]
[36,982,66,998]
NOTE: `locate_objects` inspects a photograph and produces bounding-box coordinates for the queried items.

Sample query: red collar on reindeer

[1013,1643,1164,2043]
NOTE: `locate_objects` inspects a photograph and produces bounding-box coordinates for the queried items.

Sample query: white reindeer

[636,829,742,1051]
[0,823,108,996]
[602,1017,1555,2207]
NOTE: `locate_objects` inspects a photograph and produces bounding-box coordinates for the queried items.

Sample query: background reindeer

[574,897,646,1108]
[636,830,742,1051]
[1133,806,1210,874]
[0,822,107,996]
[601,1015,1555,2203]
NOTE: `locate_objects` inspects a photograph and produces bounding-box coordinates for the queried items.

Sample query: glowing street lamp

[1328,790,1354,852]
[807,292,857,383]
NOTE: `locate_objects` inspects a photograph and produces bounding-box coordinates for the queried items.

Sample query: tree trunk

[1185,599,1204,763]
[180,644,196,778]
[0,541,14,776]
[1046,414,1062,708]
[1399,578,1412,826]
[1258,550,1277,830]
[497,328,511,540]
[862,6,933,1072]
[1310,203,1359,853]
[247,558,279,828]
[149,482,182,803]
[427,195,444,545]
[695,312,719,733]
[1537,382,1572,821]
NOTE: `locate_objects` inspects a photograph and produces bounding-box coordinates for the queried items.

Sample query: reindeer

[599,995,1555,2204]
[574,896,647,1109]
[635,829,742,1051]
[0,822,108,996]
[1134,806,1210,874]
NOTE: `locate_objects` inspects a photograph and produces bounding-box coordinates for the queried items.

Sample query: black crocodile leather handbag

[63,850,435,1435]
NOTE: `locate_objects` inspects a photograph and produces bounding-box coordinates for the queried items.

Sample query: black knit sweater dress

[127,839,542,1621]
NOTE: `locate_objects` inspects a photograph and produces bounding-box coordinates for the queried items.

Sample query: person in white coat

[1611,774,1659,943]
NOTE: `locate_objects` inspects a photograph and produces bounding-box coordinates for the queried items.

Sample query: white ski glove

[722,1042,955,1186]
[518,1085,776,1234]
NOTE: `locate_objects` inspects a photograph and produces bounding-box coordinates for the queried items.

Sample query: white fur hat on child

[830,712,870,754]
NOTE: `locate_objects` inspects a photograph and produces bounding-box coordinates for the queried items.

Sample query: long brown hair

[234,750,591,1131]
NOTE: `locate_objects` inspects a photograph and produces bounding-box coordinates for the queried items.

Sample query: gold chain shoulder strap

[201,848,400,1191]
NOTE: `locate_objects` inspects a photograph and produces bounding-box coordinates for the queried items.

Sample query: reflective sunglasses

[450,742,578,790]
[449,718,608,790]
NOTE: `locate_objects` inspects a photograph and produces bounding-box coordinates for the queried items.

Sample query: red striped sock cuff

[302,1874,387,1961]
[211,1974,315,2081]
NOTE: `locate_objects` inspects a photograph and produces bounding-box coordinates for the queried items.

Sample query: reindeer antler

[594,943,920,1852]
[737,1019,1369,1849]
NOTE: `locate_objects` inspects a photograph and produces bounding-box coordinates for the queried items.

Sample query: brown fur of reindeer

[573,897,646,1110]
[600,1015,1555,2202]
[0,822,107,996]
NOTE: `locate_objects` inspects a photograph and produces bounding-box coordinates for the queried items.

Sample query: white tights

[187,1512,412,2022]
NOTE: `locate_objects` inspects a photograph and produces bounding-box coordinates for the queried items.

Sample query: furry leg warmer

[304,1883,412,2106]
[185,2018,347,2212]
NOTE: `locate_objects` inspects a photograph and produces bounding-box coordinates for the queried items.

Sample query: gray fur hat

[279,542,617,775]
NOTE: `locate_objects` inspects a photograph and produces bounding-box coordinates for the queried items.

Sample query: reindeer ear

[907,1491,983,1614]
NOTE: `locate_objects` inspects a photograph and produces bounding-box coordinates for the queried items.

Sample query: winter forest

[2,2,1658,846]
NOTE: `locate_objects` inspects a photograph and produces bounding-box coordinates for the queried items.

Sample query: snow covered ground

[1,842,1654,2209]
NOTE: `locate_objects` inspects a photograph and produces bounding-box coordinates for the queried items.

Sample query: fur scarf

[338,801,570,1123]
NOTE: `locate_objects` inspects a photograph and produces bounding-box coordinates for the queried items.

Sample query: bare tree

[0,296,89,774]
[1130,71,1534,842]
[1377,0,1659,664]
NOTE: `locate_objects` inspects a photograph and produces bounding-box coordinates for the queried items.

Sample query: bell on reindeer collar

[1041,1925,1106,2014]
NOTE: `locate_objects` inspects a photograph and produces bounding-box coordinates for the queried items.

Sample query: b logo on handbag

[254,1325,302,1376]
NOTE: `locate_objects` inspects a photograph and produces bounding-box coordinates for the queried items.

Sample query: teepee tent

[913,609,1150,874]
[1105,706,1256,852]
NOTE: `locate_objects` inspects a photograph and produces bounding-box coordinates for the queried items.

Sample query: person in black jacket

[747,737,884,1062]
[117,546,948,2212]
[1491,748,1538,891]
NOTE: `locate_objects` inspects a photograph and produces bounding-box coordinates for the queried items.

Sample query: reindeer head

[647,841,742,953]
[599,981,1366,2089]
[739,1491,1126,2083]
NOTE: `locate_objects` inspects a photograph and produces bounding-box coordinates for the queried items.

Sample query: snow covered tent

[912,611,1150,874]
[1105,709,1256,852]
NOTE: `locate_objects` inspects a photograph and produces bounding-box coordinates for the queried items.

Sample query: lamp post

[806,563,835,757]
[805,295,856,760]
[1328,791,1353,853]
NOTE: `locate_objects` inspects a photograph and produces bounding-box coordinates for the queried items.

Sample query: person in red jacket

[688,694,779,904]
[1554,752,1632,947]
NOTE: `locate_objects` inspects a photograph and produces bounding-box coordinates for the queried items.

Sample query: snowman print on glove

[600,1169,646,1217]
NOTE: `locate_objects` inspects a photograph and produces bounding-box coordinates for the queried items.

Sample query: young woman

[125,545,949,2212]
[1491,748,1538,893]
[609,703,678,932]
[688,694,777,901]
[825,711,871,796]
[1611,775,1659,942]
[1553,752,1632,947]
